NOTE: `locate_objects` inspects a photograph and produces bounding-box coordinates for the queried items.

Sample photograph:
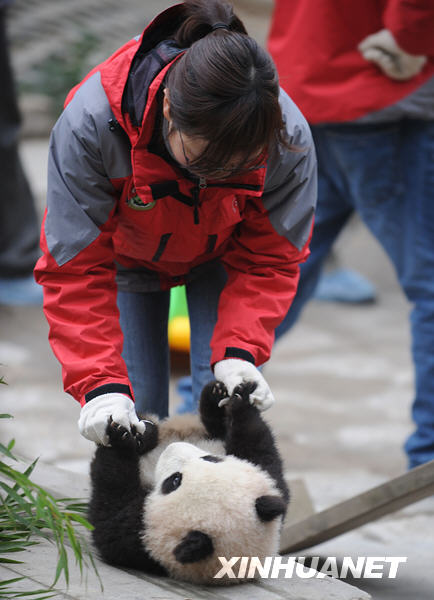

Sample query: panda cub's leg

[224,382,289,504]
[199,380,229,440]
[89,418,166,574]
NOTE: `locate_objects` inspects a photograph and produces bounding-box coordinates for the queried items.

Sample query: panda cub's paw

[135,419,158,455]
[229,381,258,412]
[107,417,137,453]
[200,380,228,412]
[107,417,158,455]
[212,381,229,403]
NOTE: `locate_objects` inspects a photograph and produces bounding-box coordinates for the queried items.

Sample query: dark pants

[0,8,40,277]
[276,120,434,468]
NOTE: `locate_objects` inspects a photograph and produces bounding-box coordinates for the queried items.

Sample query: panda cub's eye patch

[161,472,183,494]
[201,455,223,463]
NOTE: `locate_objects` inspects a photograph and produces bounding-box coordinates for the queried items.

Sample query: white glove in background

[214,358,275,411]
[78,393,146,445]
[358,29,426,81]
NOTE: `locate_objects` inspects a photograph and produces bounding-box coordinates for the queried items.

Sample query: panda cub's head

[143,441,286,585]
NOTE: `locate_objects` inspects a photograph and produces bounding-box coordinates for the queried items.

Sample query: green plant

[0,411,101,599]
[20,31,99,118]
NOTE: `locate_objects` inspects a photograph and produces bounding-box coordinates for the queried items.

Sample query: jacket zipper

[191,177,207,225]
[184,170,261,192]
[191,187,200,225]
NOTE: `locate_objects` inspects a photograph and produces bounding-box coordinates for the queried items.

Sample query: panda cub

[89,380,289,585]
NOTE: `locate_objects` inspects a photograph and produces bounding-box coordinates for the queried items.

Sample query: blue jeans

[276,120,434,468]
[117,262,227,418]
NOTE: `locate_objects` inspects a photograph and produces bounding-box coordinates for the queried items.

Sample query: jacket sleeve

[384,0,434,56]
[34,73,133,406]
[210,90,317,367]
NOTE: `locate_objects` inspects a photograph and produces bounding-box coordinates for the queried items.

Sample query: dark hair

[165,0,290,178]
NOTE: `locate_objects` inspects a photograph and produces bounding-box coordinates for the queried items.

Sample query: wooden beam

[280,460,434,554]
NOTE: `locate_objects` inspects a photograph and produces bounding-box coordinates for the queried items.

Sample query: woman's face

[162,87,263,179]
[163,88,208,170]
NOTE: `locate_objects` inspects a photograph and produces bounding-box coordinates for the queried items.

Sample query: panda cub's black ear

[173,530,214,564]
[255,495,286,522]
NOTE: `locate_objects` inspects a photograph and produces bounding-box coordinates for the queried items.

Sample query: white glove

[78,393,146,445]
[358,29,426,81]
[214,359,275,411]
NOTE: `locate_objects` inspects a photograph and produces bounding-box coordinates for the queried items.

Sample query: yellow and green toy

[168,285,190,353]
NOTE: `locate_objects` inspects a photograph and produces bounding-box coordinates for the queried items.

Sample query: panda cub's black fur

[88,380,289,581]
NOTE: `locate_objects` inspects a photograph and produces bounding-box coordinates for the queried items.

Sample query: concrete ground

[2,2,433,599]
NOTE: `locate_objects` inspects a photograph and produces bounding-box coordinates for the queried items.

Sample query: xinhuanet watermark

[214,556,408,580]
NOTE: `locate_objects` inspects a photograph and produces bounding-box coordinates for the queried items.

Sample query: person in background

[0,0,41,305]
[313,248,377,304]
[268,0,434,468]
[34,0,317,445]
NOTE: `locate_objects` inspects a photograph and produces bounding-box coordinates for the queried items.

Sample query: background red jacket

[268,0,434,123]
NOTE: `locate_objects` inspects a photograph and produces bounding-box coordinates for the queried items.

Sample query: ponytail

[174,0,247,47]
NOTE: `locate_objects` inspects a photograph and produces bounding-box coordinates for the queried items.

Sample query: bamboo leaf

[22,459,39,479]
[57,498,88,513]
[67,513,94,530]
[0,442,16,460]
[0,544,31,553]
[53,545,69,586]
[65,523,83,574]
[0,577,25,586]
[0,557,24,564]
[88,550,104,592]
[0,482,33,515]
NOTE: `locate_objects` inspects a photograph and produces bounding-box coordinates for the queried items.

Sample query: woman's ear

[163,88,171,122]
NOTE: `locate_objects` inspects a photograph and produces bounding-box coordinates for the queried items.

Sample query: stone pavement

[2,1,434,598]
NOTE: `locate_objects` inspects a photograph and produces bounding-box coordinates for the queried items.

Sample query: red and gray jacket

[34,4,317,406]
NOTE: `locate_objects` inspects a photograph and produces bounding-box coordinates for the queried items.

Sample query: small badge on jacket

[127,188,156,211]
